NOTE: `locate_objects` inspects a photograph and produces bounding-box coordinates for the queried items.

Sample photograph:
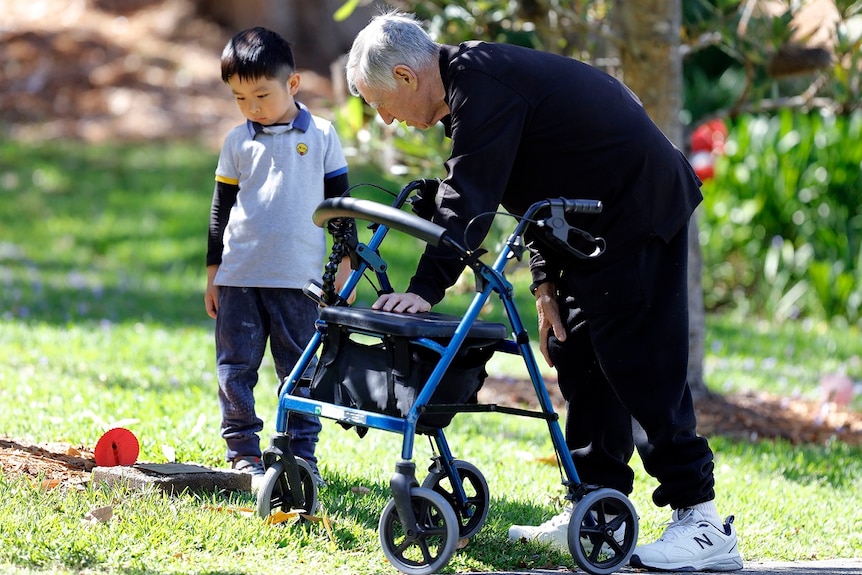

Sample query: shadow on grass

[294,471,577,573]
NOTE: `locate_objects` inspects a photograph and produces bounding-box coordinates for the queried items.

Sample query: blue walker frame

[259,179,638,575]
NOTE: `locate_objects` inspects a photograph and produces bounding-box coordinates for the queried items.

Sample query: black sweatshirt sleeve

[324,172,349,199]
[406,71,526,305]
[206,180,239,267]
[322,171,357,244]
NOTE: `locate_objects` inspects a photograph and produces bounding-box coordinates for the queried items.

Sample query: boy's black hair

[221,27,295,83]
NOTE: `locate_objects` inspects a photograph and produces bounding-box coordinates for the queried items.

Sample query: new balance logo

[693,533,714,549]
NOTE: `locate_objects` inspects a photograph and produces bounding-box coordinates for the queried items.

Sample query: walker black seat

[318,307,509,341]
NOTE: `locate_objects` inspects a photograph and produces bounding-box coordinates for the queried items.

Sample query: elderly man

[345,11,741,572]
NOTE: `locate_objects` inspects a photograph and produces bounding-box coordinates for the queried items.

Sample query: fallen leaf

[321,514,335,541]
[265,510,301,525]
[203,505,256,517]
[533,454,558,466]
[40,478,60,490]
[81,505,113,526]
[161,444,176,463]
[190,413,207,436]
[351,485,371,495]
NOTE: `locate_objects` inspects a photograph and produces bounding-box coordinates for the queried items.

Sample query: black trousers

[548,223,715,509]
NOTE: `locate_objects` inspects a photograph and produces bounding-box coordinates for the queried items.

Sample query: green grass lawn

[1,140,860,574]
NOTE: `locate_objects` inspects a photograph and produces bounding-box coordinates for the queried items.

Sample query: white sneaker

[509,505,625,554]
[508,505,572,552]
[630,509,743,572]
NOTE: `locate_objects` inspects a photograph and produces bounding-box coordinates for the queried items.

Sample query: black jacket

[407,41,702,306]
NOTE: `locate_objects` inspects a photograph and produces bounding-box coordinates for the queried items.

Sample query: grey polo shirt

[214,104,348,289]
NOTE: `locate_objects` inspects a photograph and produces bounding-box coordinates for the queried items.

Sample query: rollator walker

[257,179,639,575]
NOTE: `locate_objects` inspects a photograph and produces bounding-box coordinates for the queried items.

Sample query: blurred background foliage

[2,0,860,328]
[701,110,862,325]
[331,0,862,327]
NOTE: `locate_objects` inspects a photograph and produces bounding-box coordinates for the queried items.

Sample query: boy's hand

[205,265,219,319]
[335,257,356,304]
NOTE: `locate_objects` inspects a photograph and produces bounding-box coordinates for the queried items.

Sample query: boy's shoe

[508,505,573,552]
[232,455,266,493]
[629,509,743,572]
[233,455,326,492]
[304,460,327,489]
[311,470,326,489]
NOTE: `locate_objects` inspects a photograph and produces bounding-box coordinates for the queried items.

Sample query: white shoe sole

[630,549,743,572]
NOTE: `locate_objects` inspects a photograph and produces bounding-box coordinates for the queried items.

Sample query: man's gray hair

[345,11,439,97]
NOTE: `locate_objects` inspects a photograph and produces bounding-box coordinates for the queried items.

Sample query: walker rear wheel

[378,487,460,575]
[256,457,319,519]
[421,459,489,539]
[568,488,638,575]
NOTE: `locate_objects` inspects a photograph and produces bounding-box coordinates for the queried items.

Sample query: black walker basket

[309,307,505,431]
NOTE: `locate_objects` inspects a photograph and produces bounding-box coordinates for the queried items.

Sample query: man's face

[227,74,300,126]
[357,65,447,130]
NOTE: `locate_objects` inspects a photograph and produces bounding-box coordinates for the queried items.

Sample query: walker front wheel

[421,459,489,539]
[256,457,319,519]
[568,488,638,575]
[378,487,460,575]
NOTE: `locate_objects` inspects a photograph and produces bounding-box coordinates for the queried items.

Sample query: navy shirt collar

[246,102,312,138]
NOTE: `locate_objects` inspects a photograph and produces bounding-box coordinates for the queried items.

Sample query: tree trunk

[614,0,708,397]
[193,0,379,76]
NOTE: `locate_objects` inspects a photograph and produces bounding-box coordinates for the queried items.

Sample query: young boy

[205,27,350,489]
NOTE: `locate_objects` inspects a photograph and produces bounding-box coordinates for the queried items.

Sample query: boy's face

[227,73,300,125]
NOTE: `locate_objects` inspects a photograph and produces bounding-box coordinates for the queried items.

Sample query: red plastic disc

[94,427,140,467]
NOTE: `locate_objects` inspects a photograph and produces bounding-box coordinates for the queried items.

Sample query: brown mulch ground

[478,377,862,446]
[0,437,96,488]
[0,0,337,146]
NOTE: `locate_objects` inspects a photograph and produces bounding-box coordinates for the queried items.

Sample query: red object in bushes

[690,151,716,180]
[689,119,728,180]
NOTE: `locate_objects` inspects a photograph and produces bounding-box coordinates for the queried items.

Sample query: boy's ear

[287,72,301,94]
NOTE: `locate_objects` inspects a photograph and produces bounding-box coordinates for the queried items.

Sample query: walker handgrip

[560,198,603,214]
[313,197,448,247]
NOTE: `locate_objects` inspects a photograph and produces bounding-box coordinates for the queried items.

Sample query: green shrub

[699,109,862,325]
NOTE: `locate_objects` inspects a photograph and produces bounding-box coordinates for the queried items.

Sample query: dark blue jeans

[215,286,322,465]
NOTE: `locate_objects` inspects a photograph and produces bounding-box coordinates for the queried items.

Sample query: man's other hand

[372,292,431,313]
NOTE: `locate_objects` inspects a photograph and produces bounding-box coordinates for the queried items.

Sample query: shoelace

[657,508,702,541]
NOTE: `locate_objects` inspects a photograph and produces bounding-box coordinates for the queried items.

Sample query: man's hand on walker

[535,282,565,367]
[372,292,431,313]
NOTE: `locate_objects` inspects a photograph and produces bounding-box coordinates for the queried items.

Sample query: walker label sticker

[320,405,343,419]
[320,404,367,426]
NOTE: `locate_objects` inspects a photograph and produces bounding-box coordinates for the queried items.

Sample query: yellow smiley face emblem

[296,143,308,156]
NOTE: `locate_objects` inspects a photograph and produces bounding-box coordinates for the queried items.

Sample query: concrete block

[92,462,251,494]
